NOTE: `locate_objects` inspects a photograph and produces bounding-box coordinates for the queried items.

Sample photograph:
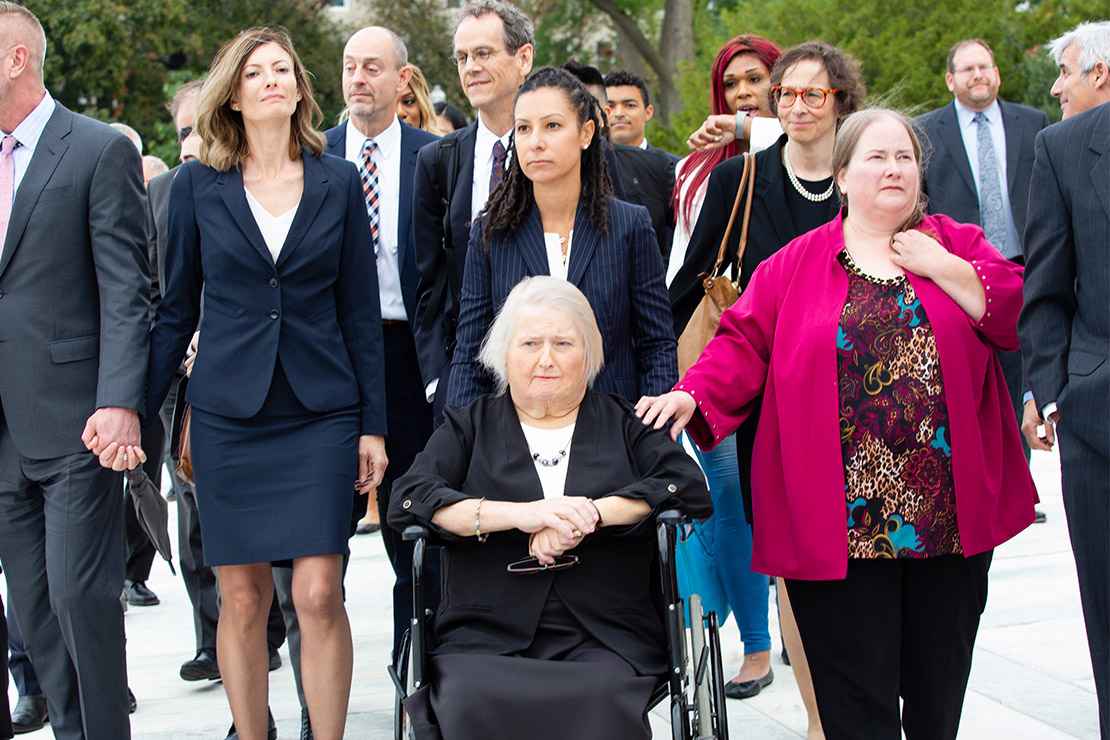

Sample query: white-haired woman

[389,276,711,740]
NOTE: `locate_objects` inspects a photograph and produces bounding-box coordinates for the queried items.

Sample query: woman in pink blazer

[638,109,1037,740]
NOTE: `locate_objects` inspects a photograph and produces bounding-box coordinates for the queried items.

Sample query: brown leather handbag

[676,153,758,376]
[176,405,194,485]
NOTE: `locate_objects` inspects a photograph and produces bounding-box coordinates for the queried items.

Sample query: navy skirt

[190,361,358,567]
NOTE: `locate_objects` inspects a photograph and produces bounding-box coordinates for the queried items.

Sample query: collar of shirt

[638,138,649,150]
[954,98,1002,132]
[7,92,56,151]
[475,113,512,167]
[345,114,402,165]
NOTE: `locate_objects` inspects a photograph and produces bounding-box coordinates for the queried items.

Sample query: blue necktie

[973,112,1014,258]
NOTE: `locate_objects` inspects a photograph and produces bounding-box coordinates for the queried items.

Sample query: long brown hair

[402,64,446,135]
[196,27,325,172]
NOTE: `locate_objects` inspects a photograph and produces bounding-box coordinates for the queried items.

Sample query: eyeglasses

[177,125,193,143]
[771,85,839,110]
[507,554,580,574]
[954,64,995,76]
[452,47,503,68]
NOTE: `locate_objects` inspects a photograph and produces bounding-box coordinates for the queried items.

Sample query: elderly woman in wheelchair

[388,277,712,740]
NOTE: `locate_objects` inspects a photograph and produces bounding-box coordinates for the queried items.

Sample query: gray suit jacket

[1019,102,1110,457]
[917,99,1050,241]
[0,102,150,458]
[145,165,177,318]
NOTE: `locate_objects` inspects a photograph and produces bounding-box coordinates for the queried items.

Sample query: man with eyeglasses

[412,0,534,423]
[916,37,1050,519]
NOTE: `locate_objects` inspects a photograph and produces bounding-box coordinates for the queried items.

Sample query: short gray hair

[1049,21,1110,72]
[455,0,534,53]
[110,122,143,154]
[0,2,47,73]
[478,276,604,395]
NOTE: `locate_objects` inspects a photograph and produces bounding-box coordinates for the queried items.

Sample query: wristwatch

[734,110,751,141]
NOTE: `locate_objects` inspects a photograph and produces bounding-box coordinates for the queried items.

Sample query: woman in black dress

[146,28,386,740]
[390,277,711,740]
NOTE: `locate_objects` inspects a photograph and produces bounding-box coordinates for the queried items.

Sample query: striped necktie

[358,138,380,254]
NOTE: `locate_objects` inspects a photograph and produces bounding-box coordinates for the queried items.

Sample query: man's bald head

[344,26,408,70]
[0,2,47,77]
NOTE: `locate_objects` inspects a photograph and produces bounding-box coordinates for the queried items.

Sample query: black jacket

[388,390,711,676]
[612,143,677,258]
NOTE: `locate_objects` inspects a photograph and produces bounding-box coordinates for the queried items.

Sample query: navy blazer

[445,198,677,409]
[147,150,387,436]
[324,119,439,321]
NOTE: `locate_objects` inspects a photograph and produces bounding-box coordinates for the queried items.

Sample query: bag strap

[731,150,757,278]
[709,153,757,278]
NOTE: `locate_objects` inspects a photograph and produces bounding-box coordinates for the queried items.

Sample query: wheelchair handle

[402,525,429,542]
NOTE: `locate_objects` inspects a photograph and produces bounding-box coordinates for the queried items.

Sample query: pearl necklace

[783,142,835,202]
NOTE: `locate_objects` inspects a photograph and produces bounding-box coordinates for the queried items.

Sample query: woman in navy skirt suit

[146,28,387,740]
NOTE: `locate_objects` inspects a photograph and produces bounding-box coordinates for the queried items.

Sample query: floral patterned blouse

[836,250,962,559]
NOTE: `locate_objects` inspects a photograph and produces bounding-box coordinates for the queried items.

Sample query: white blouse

[520,421,576,499]
[244,188,298,263]
[543,230,572,281]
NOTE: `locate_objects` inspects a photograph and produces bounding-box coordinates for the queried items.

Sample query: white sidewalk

[4,448,1099,739]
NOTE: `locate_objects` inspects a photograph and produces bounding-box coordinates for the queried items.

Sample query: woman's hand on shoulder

[634,391,696,441]
[514,497,599,540]
[891,229,954,280]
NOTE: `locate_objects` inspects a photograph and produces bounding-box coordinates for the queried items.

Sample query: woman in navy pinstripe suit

[445,68,677,410]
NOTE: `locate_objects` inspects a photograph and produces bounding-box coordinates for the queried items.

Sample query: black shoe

[11,695,48,734]
[1035,509,1047,523]
[226,709,277,740]
[124,580,160,607]
[180,648,221,681]
[128,688,137,714]
[724,667,774,700]
[300,707,313,740]
[355,520,380,535]
[268,648,281,672]
[781,646,791,666]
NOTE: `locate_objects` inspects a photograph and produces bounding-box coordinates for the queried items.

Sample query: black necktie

[490,140,507,194]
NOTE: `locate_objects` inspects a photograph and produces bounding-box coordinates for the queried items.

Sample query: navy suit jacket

[147,150,388,436]
[325,119,439,321]
[445,198,677,409]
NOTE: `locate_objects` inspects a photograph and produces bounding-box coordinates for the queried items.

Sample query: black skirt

[190,361,358,567]
[407,593,659,740]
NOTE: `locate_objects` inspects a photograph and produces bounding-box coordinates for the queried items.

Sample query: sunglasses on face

[177,125,193,143]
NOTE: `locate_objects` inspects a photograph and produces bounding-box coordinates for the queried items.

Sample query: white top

[638,138,649,150]
[954,99,1021,254]
[244,188,297,263]
[345,116,407,320]
[665,125,780,286]
[471,114,512,219]
[543,230,573,280]
[520,421,577,499]
[5,92,56,200]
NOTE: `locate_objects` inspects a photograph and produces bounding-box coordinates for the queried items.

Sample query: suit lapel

[999,100,1022,195]
[517,206,550,278]
[0,105,72,280]
[450,124,477,250]
[561,391,597,497]
[566,202,600,287]
[760,143,798,250]
[217,168,274,267]
[275,150,328,269]
[325,122,346,158]
[1089,106,1110,222]
[497,394,545,502]
[939,103,977,196]
[398,124,418,275]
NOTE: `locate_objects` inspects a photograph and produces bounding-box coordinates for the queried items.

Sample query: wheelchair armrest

[402,525,429,543]
[656,508,687,529]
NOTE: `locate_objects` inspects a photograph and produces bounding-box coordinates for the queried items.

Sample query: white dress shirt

[954,100,1021,256]
[543,231,572,281]
[244,189,297,263]
[520,421,576,499]
[638,138,649,150]
[345,116,407,320]
[471,114,512,220]
[5,92,56,201]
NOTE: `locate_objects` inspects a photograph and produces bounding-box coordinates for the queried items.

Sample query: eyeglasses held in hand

[507,554,580,574]
[771,85,839,110]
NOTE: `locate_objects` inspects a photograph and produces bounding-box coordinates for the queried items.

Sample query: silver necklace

[783,142,835,202]
[527,426,575,468]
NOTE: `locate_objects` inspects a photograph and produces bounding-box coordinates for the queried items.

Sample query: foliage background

[22,0,1109,164]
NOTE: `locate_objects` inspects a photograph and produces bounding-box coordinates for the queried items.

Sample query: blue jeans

[692,435,771,654]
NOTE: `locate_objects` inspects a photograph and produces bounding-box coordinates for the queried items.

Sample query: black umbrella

[125,467,176,576]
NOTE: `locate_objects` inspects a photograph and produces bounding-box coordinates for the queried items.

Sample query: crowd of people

[0,0,1108,738]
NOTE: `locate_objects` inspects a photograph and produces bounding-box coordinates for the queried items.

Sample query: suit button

[667,484,678,493]
[403,500,412,510]
[269,278,278,288]
[269,310,279,320]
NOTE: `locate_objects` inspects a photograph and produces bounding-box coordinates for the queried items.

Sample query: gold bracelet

[474,497,488,543]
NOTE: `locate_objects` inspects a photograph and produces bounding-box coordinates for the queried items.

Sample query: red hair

[673,35,782,230]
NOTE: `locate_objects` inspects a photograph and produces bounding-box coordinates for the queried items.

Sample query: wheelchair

[388,509,731,740]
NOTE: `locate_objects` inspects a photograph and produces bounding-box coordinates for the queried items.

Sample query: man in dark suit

[0,5,149,739]
[1021,22,1110,738]
[320,23,440,714]
[412,0,535,421]
[0,587,10,740]
[917,37,1051,515]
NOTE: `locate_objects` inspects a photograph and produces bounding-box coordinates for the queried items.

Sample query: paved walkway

[3,448,1099,738]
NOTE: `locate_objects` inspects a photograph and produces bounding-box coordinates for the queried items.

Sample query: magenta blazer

[676,212,1037,580]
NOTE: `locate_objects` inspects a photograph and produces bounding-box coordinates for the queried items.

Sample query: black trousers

[0,415,130,740]
[0,588,12,739]
[6,593,40,697]
[786,553,992,740]
[379,323,438,662]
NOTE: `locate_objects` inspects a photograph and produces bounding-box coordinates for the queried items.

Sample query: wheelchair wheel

[687,595,714,739]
